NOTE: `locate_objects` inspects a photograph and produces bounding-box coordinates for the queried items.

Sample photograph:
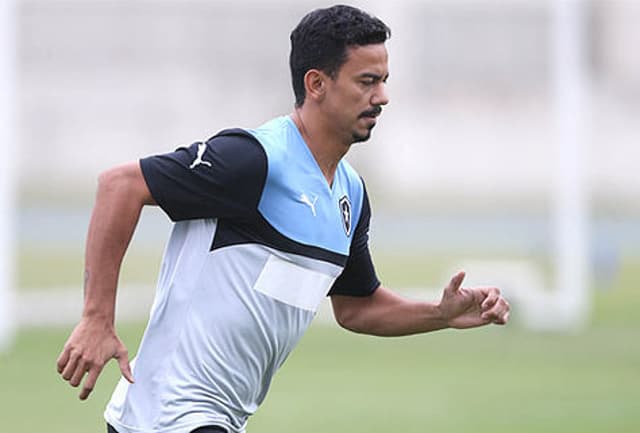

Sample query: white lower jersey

[106,219,342,433]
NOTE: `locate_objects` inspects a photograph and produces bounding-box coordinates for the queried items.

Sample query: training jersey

[104,115,379,433]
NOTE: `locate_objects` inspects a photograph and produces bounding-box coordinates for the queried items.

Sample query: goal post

[551,0,590,329]
[0,0,17,352]
[444,0,592,331]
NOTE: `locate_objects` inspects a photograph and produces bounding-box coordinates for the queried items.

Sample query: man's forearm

[82,164,149,323]
[332,272,509,335]
[332,286,448,336]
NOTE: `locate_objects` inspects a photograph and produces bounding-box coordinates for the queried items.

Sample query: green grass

[1,323,638,433]
[4,251,640,432]
[255,325,640,433]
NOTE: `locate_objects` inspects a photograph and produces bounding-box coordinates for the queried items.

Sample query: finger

[116,349,134,383]
[482,298,509,322]
[79,366,103,400]
[69,358,88,387]
[481,288,500,310]
[446,271,466,293]
[481,303,500,321]
[56,348,70,374]
[491,309,509,325]
[495,300,511,324]
[61,351,80,381]
[499,311,511,324]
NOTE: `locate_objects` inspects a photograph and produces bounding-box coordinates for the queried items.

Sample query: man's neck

[290,109,350,187]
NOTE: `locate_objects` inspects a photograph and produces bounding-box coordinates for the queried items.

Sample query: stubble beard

[352,106,382,143]
[351,123,376,143]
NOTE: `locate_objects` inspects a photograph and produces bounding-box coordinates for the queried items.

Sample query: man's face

[322,43,390,144]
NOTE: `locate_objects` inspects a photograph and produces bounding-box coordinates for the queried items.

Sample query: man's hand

[438,271,510,329]
[56,317,134,400]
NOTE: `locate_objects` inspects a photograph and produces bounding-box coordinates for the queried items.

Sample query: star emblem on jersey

[299,193,318,216]
[339,196,351,236]
[189,142,213,169]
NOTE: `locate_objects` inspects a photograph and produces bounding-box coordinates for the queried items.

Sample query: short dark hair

[289,5,391,107]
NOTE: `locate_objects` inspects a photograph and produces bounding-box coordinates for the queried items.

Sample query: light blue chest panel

[247,116,364,256]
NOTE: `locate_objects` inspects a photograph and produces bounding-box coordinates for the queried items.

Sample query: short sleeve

[329,182,380,297]
[140,130,267,221]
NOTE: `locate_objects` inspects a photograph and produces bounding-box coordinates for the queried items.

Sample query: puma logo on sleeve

[189,142,213,169]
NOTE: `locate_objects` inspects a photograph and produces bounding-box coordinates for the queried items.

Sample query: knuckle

[84,355,98,366]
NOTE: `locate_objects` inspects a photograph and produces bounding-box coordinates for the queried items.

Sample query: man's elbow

[334,304,367,334]
[97,166,125,192]
[97,163,153,205]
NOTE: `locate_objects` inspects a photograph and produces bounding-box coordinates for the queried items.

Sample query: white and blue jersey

[104,115,379,433]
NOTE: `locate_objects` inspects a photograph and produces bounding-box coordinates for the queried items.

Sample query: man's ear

[304,69,327,102]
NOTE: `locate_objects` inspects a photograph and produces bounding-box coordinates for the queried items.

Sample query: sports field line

[16,286,155,327]
[15,287,440,328]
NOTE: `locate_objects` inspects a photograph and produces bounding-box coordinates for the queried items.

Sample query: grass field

[2,252,639,433]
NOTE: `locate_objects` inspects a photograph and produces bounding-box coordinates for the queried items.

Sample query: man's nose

[372,82,389,106]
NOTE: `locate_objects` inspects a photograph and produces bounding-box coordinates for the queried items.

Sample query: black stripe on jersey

[211,214,348,267]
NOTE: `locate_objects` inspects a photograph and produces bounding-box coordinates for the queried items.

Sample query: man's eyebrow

[359,72,389,81]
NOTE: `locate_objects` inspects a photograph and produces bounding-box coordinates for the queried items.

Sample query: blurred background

[1,0,638,432]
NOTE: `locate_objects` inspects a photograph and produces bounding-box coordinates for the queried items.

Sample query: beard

[351,123,376,143]
[351,106,382,143]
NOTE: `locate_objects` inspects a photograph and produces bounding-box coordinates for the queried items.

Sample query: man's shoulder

[207,127,260,146]
[200,127,268,169]
[203,115,291,150]
[242,115,310,174]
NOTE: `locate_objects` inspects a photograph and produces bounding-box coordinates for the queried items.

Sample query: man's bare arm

[331,271,510,336]
[56,161,155,400]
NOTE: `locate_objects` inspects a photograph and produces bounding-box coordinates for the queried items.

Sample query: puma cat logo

[189,142,212,169]
[299,193,318,216]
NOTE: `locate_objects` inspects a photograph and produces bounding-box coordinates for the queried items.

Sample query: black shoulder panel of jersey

[140,129,267,222]
[328,180,380,297]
